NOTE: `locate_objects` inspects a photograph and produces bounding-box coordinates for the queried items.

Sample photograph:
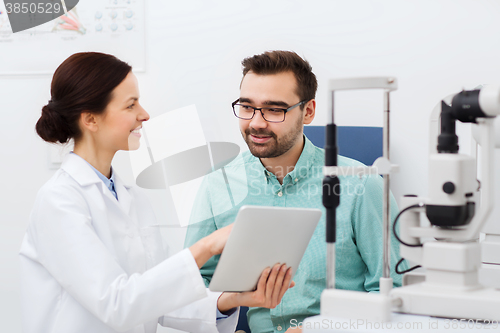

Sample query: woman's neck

[73,141,115,178]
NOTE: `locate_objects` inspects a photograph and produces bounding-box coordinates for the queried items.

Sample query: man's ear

[303,99,316,125]
[79,112,99,133]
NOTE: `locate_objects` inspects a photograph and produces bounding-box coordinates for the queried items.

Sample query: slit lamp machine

[308,77,500,328]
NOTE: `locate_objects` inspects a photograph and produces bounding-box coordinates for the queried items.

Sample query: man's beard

[243,116,303,158]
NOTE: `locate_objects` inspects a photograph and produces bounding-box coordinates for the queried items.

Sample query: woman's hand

[204,223,233,256]
[217,263,295,313]
[189,224,233,268]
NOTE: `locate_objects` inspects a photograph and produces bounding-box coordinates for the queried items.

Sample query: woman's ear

[79,112,99,133]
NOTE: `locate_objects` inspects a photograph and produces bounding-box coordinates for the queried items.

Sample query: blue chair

[304,125,383,165]
[234,125,382,333]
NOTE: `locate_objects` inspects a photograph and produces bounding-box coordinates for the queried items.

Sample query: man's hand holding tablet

[217,263,296,312]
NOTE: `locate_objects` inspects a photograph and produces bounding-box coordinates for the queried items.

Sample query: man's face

[238,71,306,159]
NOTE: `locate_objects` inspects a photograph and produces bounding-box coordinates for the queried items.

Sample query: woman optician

[19,52,294,333]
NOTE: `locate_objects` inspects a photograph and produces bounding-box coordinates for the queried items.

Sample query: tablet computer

[208,205,322,292]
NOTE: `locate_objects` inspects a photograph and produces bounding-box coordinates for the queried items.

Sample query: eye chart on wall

[0,0,146,75]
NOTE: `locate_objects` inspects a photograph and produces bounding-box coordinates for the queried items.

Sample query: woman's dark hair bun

[36,101,73,144]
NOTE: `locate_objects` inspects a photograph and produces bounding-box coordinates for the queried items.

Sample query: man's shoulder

[232,148,256,164]
[306,143,366,168]
[338,155,366,167]
[202,149,257,184]
[212,149,257,172]
[308,143,375,188]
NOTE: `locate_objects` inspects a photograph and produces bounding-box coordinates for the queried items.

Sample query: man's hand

[217,263,295,313]
[238,263,295,308]
[285,327,302,332]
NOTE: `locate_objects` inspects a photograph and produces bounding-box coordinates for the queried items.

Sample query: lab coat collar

[61,153,133,214]
[61,153,104,186]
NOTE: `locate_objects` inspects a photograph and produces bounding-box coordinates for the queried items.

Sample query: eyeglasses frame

[232,99,308,123]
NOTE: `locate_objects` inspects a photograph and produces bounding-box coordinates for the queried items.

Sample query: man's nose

[249,110,268,129]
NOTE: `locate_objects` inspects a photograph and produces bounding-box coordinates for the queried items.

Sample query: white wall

[2,0,500,331]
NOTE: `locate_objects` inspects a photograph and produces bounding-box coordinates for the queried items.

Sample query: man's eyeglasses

[232,99,307,123]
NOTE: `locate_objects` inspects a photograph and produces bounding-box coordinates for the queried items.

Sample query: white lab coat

[19,153,238,333]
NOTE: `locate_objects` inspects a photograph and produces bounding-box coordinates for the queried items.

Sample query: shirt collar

[89,162,115,189]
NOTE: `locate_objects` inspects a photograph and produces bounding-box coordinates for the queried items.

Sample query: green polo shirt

[184,135,404,333]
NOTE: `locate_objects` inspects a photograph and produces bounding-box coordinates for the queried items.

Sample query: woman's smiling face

[95,72,150,152]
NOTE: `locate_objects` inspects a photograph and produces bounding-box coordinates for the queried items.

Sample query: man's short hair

[241,50,318,107]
